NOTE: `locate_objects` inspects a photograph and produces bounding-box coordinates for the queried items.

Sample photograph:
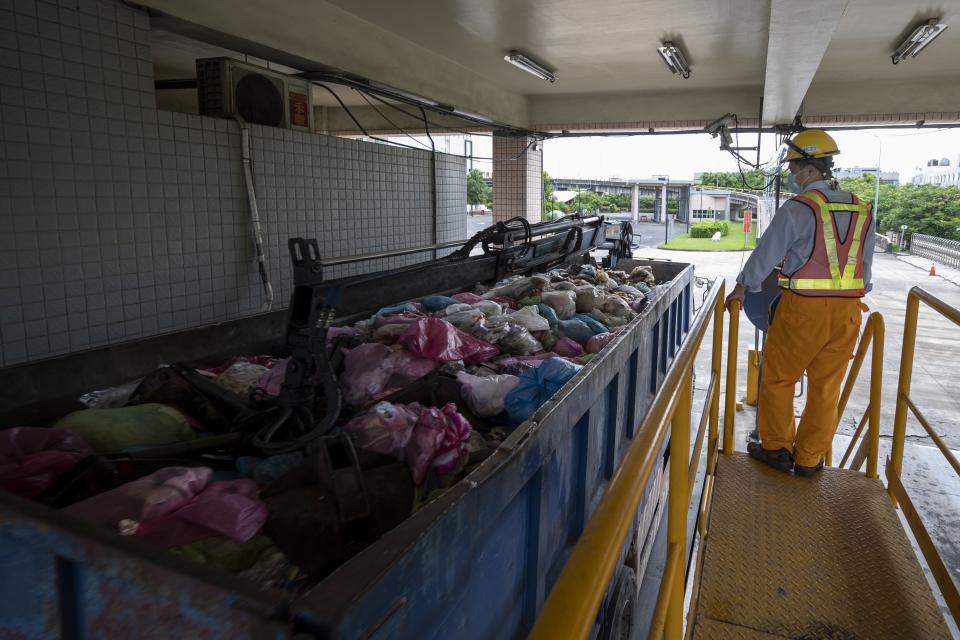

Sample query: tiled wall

[492,134,543,224]
[0,0,466,366]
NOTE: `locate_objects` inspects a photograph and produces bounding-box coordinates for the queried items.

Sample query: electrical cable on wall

[233,115,274,312]
[356,91,433,151]
[318,83,543,161]
[421,106,440,260]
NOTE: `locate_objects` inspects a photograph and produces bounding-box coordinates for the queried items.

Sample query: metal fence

[910,233,960,270]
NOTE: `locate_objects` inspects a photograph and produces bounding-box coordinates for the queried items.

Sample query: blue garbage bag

[572,313,608,335]
[557,319,593,345]
[371,302,419,319]
[536,303,559,329]
[504,357,583,423]
[422,295,461,312]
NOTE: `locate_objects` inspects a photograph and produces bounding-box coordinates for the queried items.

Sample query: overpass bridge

[552,178,695,222]
[549,179,783,230]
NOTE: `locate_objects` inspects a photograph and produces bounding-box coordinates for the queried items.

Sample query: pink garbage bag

[385,349,438,387]
[553,337,585,358]
[340,343,394,406]
[254,357,290,398]
[451,292,484,304]
[344,401,472,484]
[129,479,267,548]
[406,403,472,484]
[0,427,94,499]
[399,318,499,365]
[586,332,617,354]
[340,344,438,407]
[65,466,213,527]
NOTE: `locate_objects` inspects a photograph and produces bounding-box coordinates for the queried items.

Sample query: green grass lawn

[660,226,758,251]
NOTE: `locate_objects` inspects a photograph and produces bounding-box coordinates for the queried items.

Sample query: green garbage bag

[55,403,197,453]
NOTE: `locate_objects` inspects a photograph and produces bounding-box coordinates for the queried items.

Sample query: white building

[833,167,899,184]
[912,156,960,186]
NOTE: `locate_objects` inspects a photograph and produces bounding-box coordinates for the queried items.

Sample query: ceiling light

[657,41,691,79]
[892,19,948,64]
[504,51,556,83]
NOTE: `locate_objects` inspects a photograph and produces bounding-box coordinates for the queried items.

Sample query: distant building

[833,166,899,184]
[912,156,960,186]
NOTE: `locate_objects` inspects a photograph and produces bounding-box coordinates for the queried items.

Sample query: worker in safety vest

[725,129,874,477]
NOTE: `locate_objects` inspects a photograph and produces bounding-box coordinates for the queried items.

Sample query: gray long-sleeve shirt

[736,180,875,293]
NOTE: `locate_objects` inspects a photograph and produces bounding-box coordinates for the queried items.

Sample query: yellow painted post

[723,300,740,455]
[835,314,875,421]
[745,350,759,406]
[830,313,877,469]
[867,314,885,479]
[667,371,692,640]
[890,293,919,504]
[708,289,724,474]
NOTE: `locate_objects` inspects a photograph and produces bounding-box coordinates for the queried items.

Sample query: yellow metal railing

[886,286,960,626]
[528,279,728,640]
[832,312,885,477]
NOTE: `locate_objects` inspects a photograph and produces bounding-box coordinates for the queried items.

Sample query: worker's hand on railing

[725,283,746,311]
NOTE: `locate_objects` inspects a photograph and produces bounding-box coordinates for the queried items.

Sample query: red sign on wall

[289,91,309,128]
[743,209,753,233]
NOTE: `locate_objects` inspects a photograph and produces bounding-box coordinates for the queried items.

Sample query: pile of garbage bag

[0,261,658,593]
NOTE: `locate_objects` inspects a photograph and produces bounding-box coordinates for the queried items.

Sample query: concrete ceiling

[141,0,960,132]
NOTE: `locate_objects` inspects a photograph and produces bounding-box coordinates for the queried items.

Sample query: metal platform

[690,452,951,639]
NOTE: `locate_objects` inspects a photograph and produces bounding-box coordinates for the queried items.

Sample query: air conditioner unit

[196,57,313,132]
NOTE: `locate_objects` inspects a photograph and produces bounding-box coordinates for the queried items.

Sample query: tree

[543,171,554,201]
[467,168,491,206]
[560,190,602,214]
[542,171,558,218]
[637,195,656,211]
[600,192,630,211]
[698,169,788,191]
[838,174,960,241]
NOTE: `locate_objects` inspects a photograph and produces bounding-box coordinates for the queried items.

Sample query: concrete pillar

[725,194,731,221]
[678,186,690,224]
[631,184,639,220]
[492,134,543,223]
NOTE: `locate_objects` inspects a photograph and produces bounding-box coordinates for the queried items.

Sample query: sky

[461,127,960,185]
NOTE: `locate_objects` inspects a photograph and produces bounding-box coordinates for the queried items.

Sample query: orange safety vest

[777,189,872,298]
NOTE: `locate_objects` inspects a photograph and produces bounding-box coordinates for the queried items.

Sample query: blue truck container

[0,258,692,639]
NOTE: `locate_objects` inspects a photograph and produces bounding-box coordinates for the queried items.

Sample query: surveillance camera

[704,113,736,136]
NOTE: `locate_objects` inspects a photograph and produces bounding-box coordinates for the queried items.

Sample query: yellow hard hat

[785,129,840,161]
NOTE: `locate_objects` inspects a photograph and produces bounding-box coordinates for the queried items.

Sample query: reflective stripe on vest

[777,190,872,297]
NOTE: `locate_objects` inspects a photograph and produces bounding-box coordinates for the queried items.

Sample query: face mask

[787,173,802,194]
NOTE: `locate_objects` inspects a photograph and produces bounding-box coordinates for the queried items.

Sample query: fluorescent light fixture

[657,41,691,78]
[504,50,556,83]
[892,18,948,64]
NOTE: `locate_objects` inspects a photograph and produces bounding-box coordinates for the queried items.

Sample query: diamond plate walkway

[690,452,951,639]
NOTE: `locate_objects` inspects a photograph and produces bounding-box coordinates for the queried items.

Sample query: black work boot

[794,458,825,478]
[747,441,794,473]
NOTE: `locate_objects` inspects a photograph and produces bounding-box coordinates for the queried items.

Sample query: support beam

[492,135,543,223]
[761,0,850,125]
